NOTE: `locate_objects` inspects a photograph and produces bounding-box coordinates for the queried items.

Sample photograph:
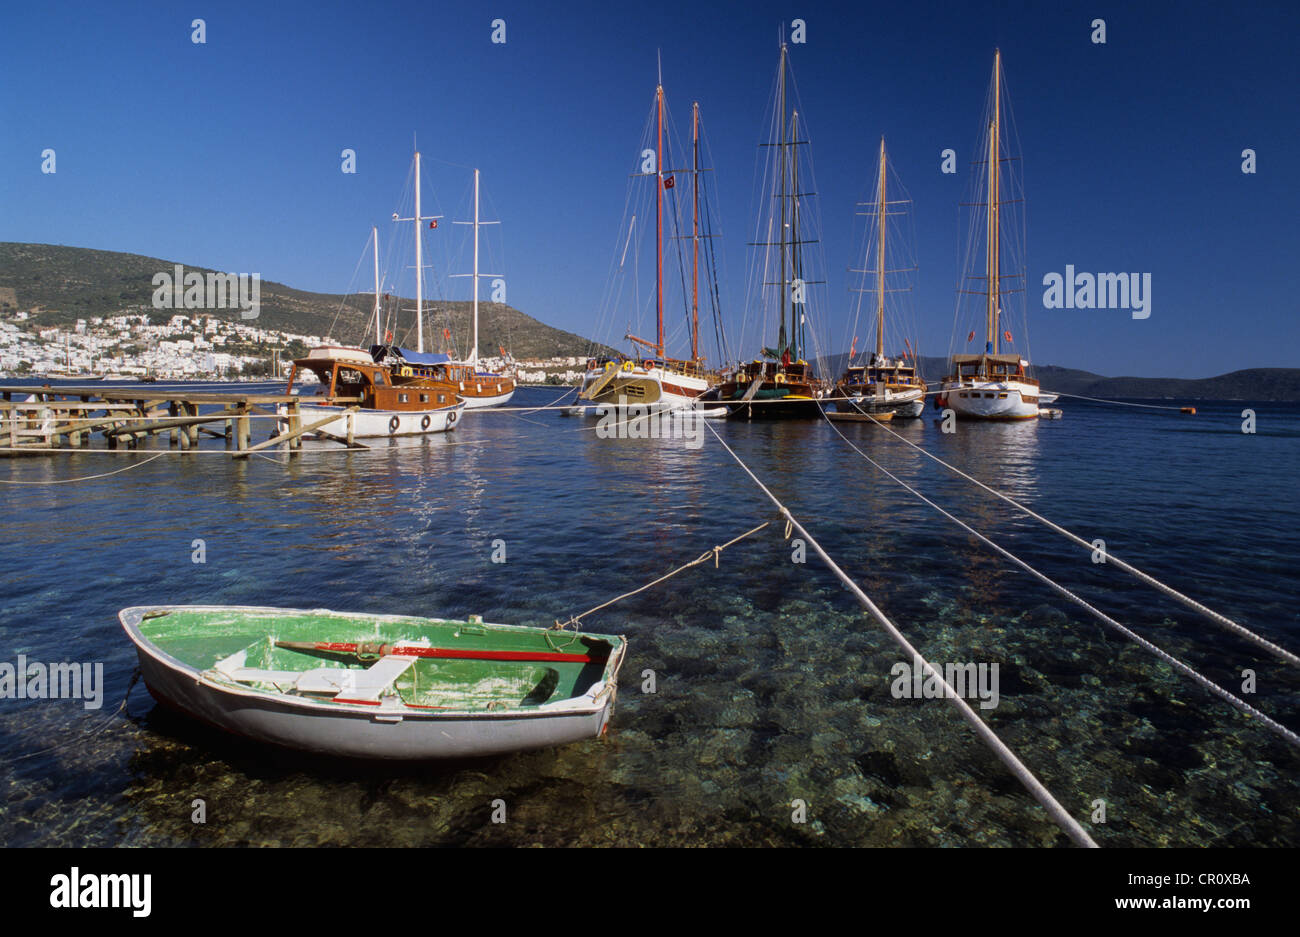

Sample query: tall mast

[655,83,665,359]
[372,225,380,346]
[471,168,480,364]
[987,49,1001,355]
[791,109,801,361]
[876,137,887,360]
[691,101,700,362]
[415,150,425,354]
[777,43,788,357]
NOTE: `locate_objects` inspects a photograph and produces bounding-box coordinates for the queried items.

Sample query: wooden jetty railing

[0,385,361,457]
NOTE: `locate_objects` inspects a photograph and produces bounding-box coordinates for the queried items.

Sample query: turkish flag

[429,220,438,229]
[663,176,675,189]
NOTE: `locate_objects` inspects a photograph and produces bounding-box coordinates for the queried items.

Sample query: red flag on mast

[663,176,675,189]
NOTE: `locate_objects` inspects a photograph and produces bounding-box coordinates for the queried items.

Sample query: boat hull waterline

[834,386,926,419]
[291,400,466,438]
[939,381,1039,420]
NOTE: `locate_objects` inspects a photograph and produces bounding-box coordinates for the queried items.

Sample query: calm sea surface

[1,383,1297,846]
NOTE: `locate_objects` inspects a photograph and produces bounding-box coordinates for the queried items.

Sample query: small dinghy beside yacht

[120,605,627,759]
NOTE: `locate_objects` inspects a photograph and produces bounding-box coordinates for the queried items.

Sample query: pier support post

[184,402,199,448]
[236,404,251,452]
[288,400,302,454]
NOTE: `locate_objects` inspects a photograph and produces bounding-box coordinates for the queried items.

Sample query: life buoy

[388,415,400,433]
[447,410,458,425]
[774,373,786,385]
[420,415,431,430]
[622,360,633,372]
[400,366,412,377]
[643,360,655,371]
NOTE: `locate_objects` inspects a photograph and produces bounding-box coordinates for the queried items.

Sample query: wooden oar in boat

[274,640,609,665]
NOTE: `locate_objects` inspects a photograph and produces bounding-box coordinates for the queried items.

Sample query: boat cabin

[946,353,1037,386]
[286,347,456,411]
[841,355,923,390]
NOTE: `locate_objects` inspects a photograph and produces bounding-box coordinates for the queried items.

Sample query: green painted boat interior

[138,608,622,711]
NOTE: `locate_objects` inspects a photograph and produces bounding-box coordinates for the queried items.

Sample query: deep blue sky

[3,1,1297,377]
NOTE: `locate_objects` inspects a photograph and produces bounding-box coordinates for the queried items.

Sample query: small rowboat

[119,605,627,759]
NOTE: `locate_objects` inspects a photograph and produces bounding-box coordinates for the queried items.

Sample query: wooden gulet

[389,168,518,409]
[718,42,824,420]
[834,138,927,418]
[937,50,1044,421]
[578,72,713,415]
[280,154,466,439]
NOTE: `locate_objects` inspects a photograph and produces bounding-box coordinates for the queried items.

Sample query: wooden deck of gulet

[0,384,361,457]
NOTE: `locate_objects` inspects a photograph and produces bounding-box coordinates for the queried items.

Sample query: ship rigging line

[817,414,1300,752]
[862,417,1299,667]
[700,420,1098,848]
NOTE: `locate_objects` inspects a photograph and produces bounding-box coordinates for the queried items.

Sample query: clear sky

[3,0,1297,377]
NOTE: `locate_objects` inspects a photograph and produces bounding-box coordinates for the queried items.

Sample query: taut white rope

[868,411,1299,666]
[702,420,1098,848]
[820,416,1300,752]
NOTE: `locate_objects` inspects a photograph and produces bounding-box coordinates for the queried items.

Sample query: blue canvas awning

[393,347,451,366]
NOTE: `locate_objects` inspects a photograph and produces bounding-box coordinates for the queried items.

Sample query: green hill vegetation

[0,242,610,360]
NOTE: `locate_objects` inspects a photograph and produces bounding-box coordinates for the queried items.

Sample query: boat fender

[420,415,431,430]
[447,410,458,425]
[389,415,400,433]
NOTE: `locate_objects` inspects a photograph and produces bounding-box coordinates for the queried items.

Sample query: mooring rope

[1047,391,1193,412]
[819,415,1300,752]
[552,521,771,630]
[0,451,168,483]
[865,411,1299,666]
[700,420,1098,848]
[8,669,142,763]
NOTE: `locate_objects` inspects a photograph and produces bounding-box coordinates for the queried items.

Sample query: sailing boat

[577,75,711,415]
[936,50,1042,421]
[833,138,927,418]
[388,169,516,409]
[716,42,823,419]
[282,153,466,438]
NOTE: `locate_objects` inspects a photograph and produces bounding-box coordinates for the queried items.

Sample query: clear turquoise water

[1,385,1296,846]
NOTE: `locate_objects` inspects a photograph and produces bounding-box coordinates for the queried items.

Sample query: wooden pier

[0,384,359,457]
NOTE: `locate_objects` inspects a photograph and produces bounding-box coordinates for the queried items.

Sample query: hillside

[816,354,1300,402]
[0,243,610,359]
